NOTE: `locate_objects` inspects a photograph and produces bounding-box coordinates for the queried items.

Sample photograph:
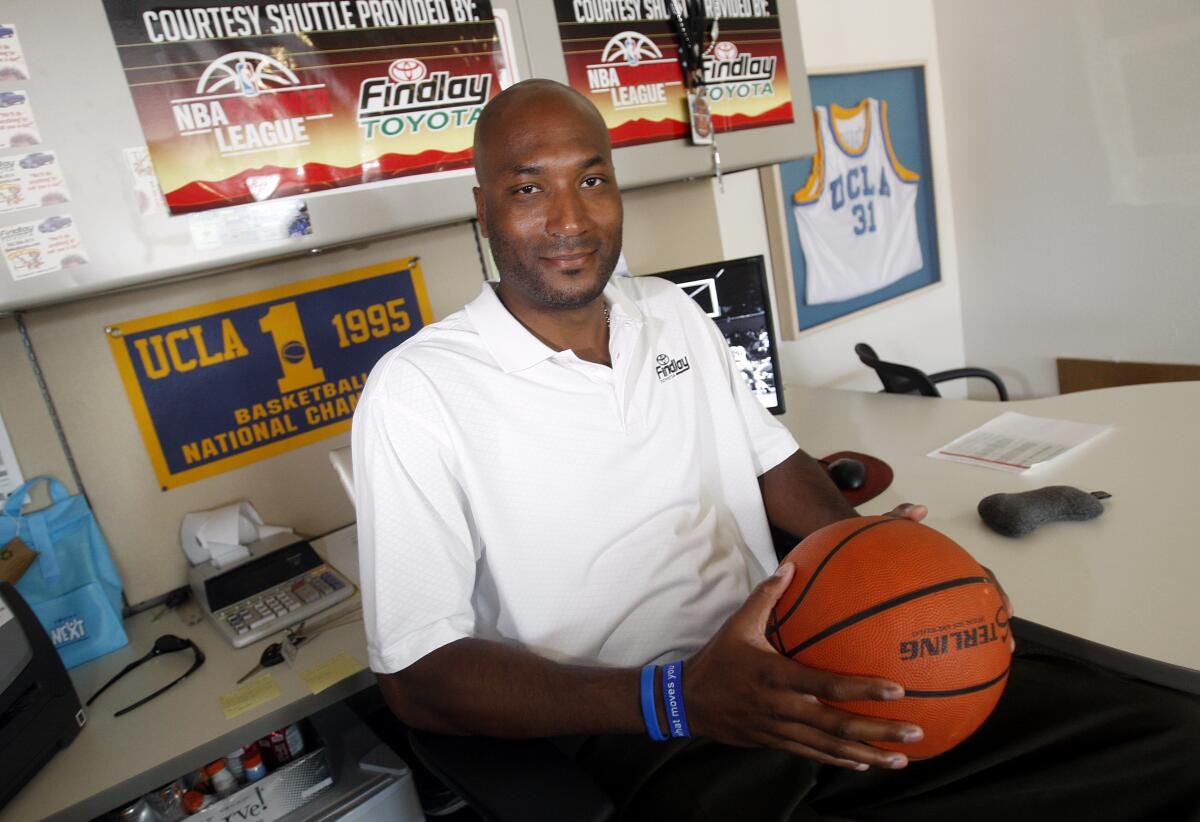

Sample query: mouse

[827,458,866,491]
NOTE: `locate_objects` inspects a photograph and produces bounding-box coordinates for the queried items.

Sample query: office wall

[763,0,967,393]
[936,0,1200,398]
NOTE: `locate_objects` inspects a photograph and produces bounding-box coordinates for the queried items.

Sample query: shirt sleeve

[352,354,478,674]
[685,292,799,476]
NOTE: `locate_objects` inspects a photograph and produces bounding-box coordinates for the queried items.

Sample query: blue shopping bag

[3,476,128,668]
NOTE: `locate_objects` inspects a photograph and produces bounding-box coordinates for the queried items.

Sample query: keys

[236,642,286,684]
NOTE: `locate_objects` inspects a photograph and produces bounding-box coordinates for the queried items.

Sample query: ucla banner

[108,259,430,489]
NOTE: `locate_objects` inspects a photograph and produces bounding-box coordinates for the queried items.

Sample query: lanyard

[669,0,723,189]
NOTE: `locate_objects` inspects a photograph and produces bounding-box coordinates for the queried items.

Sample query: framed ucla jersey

[779,66,941,329]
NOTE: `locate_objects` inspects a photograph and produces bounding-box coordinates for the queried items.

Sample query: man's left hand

[885,503,927,522]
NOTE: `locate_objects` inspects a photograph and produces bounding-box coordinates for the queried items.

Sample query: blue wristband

[661,660,691,738]
[640,664,668,741]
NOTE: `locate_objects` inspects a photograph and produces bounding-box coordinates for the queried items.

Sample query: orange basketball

[767,516,1011,759]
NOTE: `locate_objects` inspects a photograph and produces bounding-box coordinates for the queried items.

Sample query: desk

[1,527,374,822]
[776,381,1200,673]
[7,383,1198,818]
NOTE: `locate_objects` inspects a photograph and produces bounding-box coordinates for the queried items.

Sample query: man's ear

[473,186,488,237]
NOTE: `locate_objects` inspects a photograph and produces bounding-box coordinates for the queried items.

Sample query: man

[353,80,1200,819]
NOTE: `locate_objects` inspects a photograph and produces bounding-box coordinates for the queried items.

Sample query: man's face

[474,94,623,312]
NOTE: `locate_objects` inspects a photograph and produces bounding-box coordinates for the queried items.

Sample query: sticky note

[301,651,365,695]
[219,674,281,719]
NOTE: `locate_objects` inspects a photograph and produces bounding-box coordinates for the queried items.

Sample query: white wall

[936,0,1200,398]
[767,0,967,392]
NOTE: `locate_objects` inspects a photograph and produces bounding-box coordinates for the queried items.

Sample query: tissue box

[189,747,333,822]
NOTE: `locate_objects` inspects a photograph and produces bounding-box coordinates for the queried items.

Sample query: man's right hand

[683,563,925,771]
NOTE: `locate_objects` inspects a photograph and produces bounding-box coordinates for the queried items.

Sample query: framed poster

[769,65,941,333]
[107,258,431,489]
[101,1,512,214]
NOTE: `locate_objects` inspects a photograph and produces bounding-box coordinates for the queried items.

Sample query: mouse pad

[821,451,894,507]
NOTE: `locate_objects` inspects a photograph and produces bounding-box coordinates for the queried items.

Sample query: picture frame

[761,63,942,337]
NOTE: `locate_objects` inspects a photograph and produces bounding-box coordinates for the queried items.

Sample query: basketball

[767,516,1011,759]
[280,340,307,363]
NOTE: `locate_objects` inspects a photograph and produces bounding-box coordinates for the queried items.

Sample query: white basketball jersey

[793,98,923,305]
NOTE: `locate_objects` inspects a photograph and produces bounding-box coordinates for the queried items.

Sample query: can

[144,780,185,821]
[259,723,305,768]
[110,797,159,822]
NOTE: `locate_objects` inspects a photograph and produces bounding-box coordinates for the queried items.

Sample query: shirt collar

[464,278,645,374]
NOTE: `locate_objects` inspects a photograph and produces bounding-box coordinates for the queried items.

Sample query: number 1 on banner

[260,302,326,392]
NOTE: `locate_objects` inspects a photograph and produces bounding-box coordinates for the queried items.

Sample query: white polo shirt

[353,275,799,673]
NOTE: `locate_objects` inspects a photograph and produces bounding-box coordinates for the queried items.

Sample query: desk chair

[855,343,1009,400]
[327,447,616,821]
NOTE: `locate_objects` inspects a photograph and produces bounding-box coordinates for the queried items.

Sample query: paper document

[219,674,281,719]
[928,412,1111,473]
[301,651,365,695]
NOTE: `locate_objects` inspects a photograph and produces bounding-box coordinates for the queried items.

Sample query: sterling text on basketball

[899,618,1007,662]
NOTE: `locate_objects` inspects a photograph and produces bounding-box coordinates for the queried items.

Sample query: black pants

[575,649,1200,821]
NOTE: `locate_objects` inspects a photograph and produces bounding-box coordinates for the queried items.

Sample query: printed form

[928,412,1111,473]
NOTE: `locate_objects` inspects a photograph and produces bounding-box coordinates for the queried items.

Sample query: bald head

[469,79,623,316]
[473,79,611,186]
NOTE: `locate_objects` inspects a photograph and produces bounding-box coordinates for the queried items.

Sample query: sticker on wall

[106,259,432,489]
[1,213,88,280]
[123,146,169,216]
[188,199,311,251]
[0,23,31,81]
[101,1,511,214]
[0,406,25,502]
[0,89,40,150]
[0,149,71,214]
[553,0,794,148]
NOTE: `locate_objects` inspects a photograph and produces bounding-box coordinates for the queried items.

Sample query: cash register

[188,533,354,648]
[0,582,85,812]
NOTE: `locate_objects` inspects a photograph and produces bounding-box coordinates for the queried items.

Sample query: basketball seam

[772,518,902,633]
[780,575,993,658]
[903,666,1010,698]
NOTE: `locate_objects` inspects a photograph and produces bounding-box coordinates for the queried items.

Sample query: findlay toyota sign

[102,0,506,213]
[555,0,793,148]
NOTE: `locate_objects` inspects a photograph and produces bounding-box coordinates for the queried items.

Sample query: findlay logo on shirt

[655,352,691,383]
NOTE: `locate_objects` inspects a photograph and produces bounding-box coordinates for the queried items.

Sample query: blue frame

[780,65,940,329]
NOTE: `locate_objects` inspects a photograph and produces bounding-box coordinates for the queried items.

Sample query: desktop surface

[776,381,1200,672]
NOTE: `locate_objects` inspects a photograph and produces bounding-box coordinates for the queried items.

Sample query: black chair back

[854,343,942,397]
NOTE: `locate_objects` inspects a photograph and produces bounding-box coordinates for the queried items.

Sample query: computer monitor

[646,255,786,415]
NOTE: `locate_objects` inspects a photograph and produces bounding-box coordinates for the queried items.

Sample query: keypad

[217,564,350,642]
